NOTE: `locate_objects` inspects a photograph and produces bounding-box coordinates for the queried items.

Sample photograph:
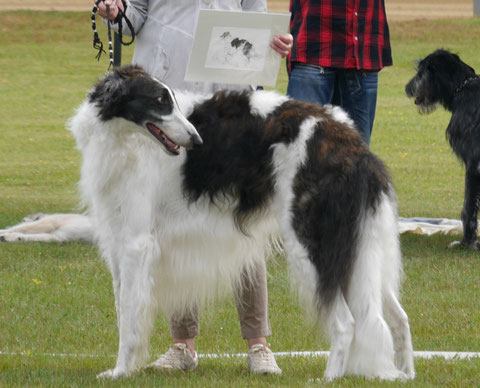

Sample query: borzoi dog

[0,213,93,243]
[406,49,480,249]
[68,65,414,380]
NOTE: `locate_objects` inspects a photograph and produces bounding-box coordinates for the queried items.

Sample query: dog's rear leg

[98,237,159,379]
[345,200,405,380]
[324,291,355,381]
[280,230,354,381]
[454,163,480,248]
[346,278,401,380]
[383,291,415,379]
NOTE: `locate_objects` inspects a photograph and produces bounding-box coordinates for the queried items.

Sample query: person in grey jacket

[98,0,292,93]
[96,0,293,375]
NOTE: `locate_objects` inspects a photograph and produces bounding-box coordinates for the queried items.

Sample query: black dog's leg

[454,162,480,249]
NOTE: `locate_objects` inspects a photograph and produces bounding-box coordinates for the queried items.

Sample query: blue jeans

[287,63,379,145]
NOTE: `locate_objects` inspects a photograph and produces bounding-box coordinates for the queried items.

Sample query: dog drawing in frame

[405,49,480,249]
[68,65,414,381]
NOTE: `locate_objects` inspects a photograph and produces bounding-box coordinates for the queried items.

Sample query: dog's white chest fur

[70,103,274,315]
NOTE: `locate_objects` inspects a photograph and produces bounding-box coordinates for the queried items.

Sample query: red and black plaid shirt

[287,0,392,71]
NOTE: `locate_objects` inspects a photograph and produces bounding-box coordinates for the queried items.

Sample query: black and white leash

[91,0,135,73]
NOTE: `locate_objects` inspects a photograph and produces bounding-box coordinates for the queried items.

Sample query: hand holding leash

[95,0,123,20]
[91,0,135,72]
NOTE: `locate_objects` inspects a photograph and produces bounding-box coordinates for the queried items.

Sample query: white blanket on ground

[0,214,470,240]
[398,217,465,236]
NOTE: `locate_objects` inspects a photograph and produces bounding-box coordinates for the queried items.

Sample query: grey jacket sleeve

[122,0,148,35]
[241,0,267,12]
[103,0,148,36]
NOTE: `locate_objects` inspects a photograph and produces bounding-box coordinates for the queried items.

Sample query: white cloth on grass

[398,217,465,236]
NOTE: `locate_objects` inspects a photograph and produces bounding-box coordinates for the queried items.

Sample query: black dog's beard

[416,100,439,114]
[406,77,439,114]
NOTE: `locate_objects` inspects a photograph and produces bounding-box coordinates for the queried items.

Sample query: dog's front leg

[0,232,62,242]
[98,237,160,379]
[451,163,480,249]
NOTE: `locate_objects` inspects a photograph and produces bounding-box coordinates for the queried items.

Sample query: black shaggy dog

[405,49,480,249]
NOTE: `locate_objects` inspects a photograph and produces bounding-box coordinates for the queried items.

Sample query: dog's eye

[158,90,172,106]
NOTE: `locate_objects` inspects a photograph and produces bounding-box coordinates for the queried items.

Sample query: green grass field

[0,11,479,386]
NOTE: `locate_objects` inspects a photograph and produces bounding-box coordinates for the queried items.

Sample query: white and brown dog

[57,65,413,380]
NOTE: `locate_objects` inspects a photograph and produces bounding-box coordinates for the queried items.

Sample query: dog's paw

[322,374,338,383]
[96,367,129,379]
[323,370,343,382]
[448,240,479,250]
[0,233,23,242]
[393,370,413,382]
[448,240,462,249]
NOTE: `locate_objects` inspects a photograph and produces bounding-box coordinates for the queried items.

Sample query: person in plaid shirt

[286,0,392,145]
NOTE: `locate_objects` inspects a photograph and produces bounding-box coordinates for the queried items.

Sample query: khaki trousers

[169,260,271,340]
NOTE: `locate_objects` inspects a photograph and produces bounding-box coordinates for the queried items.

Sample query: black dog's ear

[88,71,127,120]
[451,52,461,61]
[447,51,476,74]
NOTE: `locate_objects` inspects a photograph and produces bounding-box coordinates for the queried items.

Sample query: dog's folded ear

[450,52,476,74]
[88,71,128,121]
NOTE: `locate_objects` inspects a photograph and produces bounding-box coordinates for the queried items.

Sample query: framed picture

[185,10,290,87]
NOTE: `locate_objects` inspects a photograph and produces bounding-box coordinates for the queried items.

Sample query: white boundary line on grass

[1,350,479,360]
[201,351,480,360]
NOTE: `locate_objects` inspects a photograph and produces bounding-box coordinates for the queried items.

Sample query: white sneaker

[148,343,198,371]
[247,344,282,375]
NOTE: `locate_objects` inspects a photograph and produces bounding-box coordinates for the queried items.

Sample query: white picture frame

[185,10,291,87]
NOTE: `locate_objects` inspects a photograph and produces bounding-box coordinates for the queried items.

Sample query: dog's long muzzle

[189,133,203,148]
[164,116,203,153]
[175,118,203,149]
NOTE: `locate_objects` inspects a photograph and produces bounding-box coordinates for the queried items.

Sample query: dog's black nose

[192,133,203,147]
